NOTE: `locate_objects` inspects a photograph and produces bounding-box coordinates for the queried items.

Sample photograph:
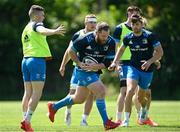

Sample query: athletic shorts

[70,67,78,89]
[119,65,129,80]
[127,66,153,89]
[21,57,46,81]
[76,69,100,87]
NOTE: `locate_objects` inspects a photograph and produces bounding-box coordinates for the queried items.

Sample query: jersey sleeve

[71,32,80,42]
[149,33,161,48]
[103,39,116,67]
[71,37,87,53]
[33,22,44,32]
[113,25,122,43]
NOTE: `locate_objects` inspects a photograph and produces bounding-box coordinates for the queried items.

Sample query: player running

[59,14,97,126]
[47,22,120,130]
[109,14,163,127]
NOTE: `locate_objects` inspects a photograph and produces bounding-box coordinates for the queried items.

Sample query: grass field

[0,101,180,132]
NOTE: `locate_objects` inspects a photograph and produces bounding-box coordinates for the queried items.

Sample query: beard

[97,37,106,45]
[133,28,142,35]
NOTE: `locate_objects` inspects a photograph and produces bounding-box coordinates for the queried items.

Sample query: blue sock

[96,99,108,124]
[53,95,74,111]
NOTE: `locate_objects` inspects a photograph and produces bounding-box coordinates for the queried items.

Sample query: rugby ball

[82,56,98,71]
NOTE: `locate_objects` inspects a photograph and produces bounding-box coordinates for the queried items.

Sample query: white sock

[25,109,33,122]
[124,112,130,122]
[23,112,26,119]
[145,110,149,119]
[140,107,147,121]
[82,114,88,121]
[116,112,122,121]
[66,108,71,114]
[137,111,140,119]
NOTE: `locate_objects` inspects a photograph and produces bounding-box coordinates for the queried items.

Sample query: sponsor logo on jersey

[86,45,92,50]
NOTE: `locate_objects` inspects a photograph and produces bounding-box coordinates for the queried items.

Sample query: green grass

[0,101,180,132]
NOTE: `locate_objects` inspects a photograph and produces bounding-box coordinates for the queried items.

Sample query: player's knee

[146,90,151,98]
[24,92,31,99]
[95,90,105,99]
[74,97,85,104]
[127,88,135,97]
[138,96,146,104]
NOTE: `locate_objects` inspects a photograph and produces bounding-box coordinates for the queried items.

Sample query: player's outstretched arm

[37,24,66,36]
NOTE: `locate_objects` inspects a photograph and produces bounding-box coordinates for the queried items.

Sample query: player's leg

[47,86,89,122]
[122,66,139,127]
[132,87,141,118]
[116,65,129,123]
[80,91,94,126]
[21,58,32,118]
[137,71,158,126]
[22,81,44,125]
[138,71,153,122]
[137,87,148,120]
[116,83,126,124]
[25,58,46,121]
[22,83,32,118]
[47,69,90,122]
[88,79,119,130]
[21,58,46,131]
[142,89,158,126]
[64,67,77,125]
[21,58,34,131]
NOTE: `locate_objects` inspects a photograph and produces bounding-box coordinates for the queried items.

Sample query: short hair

[126,5,142,17]
[28,5,44,18]
[131,14,143,24]
[96,22,109,32]
[85,14,97,23]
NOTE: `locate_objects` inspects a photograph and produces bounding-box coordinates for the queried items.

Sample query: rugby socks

[124,112,130,122]
[53,95,74,111]
[82,114,88,121]
[116,112,122,121]
[96,99,108,124]
[66,108,71,114]
[23,112,26,119]
[25,109,33,122]
[140,107,147,121]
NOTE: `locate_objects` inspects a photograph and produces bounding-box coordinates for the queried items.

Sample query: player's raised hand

[55,24,66,36]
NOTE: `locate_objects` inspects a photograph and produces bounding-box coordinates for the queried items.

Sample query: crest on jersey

[142,39,148,44]
[103,46,109,51]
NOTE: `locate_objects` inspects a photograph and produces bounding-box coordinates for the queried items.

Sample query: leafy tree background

[0,0,179,100]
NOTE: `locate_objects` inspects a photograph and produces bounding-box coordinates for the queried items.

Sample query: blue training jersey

[71,32,116,72]
[122,29,161,72]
